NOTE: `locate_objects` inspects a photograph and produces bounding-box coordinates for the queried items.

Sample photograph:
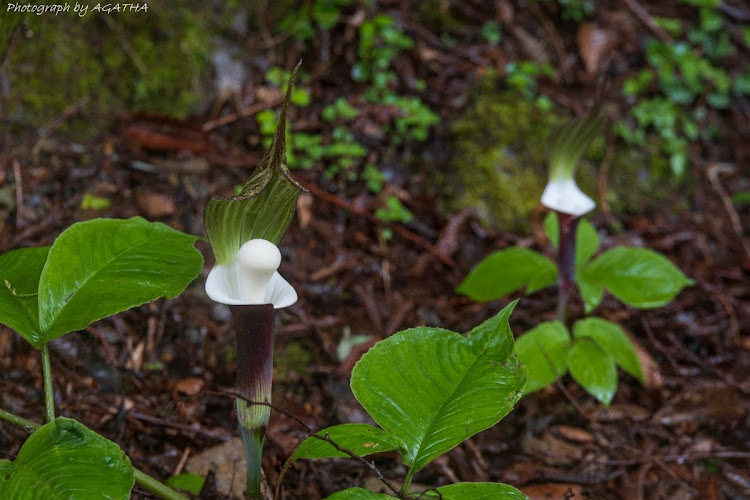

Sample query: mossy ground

[0,3,221,137]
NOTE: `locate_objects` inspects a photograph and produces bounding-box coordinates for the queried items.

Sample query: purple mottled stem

[229,304,276,500]
[556,212,579,323]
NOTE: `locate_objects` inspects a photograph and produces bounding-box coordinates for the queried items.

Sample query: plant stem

[230,304,276,500]
[0,406,189,500]
[401,469,415,494]
[133,470,190,500]
[0,408,40,431]
[240,425,265,498]
[556,212,579,323]
[41,344,55,422]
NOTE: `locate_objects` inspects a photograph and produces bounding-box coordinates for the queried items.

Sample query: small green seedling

[284,303,529,500]
[0,216,203,500]
[458,113,693,405]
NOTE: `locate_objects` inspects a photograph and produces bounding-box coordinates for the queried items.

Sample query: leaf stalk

[41,344,55,422]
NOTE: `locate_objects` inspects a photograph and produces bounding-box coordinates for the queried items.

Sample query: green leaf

[576,268,604,313]
[457,248,557,301]
[568,339,617,406]
[290,424,403,463]
[543,212,599,267]
[204,63,307,265]
[573,317,644,383]
[0,247,49,345]
[514,321,571,394]
[325,489,393,500]
[80,193,111,211]
[583,247,693,309]
[350,303,525,472]
[731,190,750,204]
[37,217,202,345]
[427,482,529,499]
[165,473,204,495]
[0,417,134,499]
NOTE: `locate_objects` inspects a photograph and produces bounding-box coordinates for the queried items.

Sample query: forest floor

[1,1,749,499]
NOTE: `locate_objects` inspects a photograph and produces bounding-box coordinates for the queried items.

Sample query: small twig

[664,329,750,395]
[556,378,592,419]
[706,163,750,260]
[12,159,23,229]
[621,0,672,42]
[0,22,23,75]
[202,96,285,132]
[128,411,232,441]
[173,447,191,476]
[302,181,456,268]
[37,95,90,138]
[641,317,685,376]
[700,282,740,345]
[201,390,406,500]
[85,326,120,367]
[102,16,146,74]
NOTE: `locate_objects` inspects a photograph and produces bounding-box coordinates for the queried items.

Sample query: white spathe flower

[205,239,297,308]
[541,178,595,217]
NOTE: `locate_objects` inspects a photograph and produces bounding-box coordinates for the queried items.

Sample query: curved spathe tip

[541,179,596,217]
[205,263,298,308]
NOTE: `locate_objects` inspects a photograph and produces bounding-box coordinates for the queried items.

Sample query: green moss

[445,74,568,232]
[2,2,219,135]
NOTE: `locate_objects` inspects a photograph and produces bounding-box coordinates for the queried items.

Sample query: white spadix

[237,239,281,303]
[205,238,297,308]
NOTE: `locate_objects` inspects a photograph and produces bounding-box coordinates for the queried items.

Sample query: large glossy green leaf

[568,338,617,406]
[514,321,571,394]
[37,217,202,345]
[543,212,599,268]
[204,64,306,265]
[573,317,644,383]
[0,417,134,499]
[290,424,403,463]
[0,247,49,345]
[351,303,525,472]
[427,482,529,499]
[583,247,693,309]
[325,489,393,500]
[457,248,556,301]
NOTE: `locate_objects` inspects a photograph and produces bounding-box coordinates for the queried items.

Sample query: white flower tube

[205,239,297,308]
